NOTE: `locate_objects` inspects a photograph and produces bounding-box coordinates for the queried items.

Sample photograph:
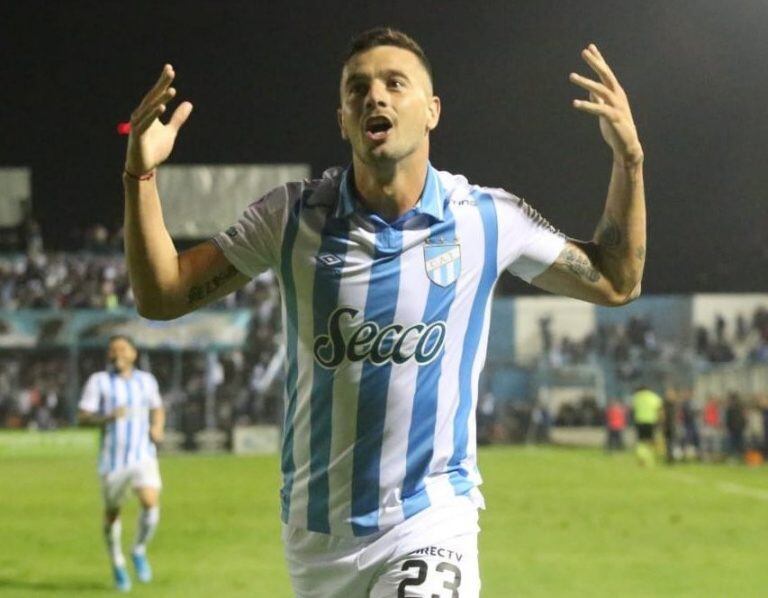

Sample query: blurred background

[0,0,766,456]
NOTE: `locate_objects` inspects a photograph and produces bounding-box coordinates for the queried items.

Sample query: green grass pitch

[1,431,767,597]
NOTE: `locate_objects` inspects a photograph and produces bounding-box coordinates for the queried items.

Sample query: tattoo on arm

[562,247,602,283]
[187,265,239,305]
[635,246,646,261]
[596,215,622,249]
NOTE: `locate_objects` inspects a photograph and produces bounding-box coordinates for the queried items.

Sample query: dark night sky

[1,0,767,293]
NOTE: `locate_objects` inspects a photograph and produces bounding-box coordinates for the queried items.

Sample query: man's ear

[426,95,441,132]
[337,107,348,140]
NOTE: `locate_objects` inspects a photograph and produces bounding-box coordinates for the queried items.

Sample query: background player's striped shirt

[214,164,566,537]
[79,369,162,475]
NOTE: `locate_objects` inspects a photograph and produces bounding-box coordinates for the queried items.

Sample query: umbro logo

[317,253,343,267]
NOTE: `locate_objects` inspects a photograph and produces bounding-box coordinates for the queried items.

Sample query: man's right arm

[78,407,124,427]
[124,175,249,320]
[123,64,250,320]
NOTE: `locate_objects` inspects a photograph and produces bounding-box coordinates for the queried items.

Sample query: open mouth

[365,116,393,141]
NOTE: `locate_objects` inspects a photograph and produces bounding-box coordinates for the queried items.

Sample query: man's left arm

[148,376,165,444]
[150,407,165,444]
[532,43,645,307]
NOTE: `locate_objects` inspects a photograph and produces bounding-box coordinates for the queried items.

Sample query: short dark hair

[108,334,137,350]
[344,27,433,86]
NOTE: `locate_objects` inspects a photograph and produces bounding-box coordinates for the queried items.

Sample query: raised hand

[570,44,643,164]
[125,64,193,176]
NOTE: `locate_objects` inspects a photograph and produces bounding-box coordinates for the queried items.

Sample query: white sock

[104,518,126,567]
[133,506,160,555]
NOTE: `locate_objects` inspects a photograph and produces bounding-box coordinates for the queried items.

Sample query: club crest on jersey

[313,306,447,369]
[424,242,461,287]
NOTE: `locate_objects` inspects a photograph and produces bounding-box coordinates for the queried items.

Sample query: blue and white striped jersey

[214,164,565,537]
[79,369,163,475]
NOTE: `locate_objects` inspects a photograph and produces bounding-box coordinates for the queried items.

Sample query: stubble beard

[355,133,422,173]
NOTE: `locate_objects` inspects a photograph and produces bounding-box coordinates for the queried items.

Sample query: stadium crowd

[0,251,279,311]
[0,223,273,311]
[537,314,689,389]
[0,352,69,429]
[539,314,662,368]
[695,307,768,364]
[539,305,768,372]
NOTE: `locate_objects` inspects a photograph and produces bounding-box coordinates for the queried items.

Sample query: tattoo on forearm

[562,248,602,283]
[635,246,646,261]
[187,265,238,305]
[596,215,622,249]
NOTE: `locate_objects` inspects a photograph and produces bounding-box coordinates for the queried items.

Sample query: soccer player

[122,28,645,596]
[78,335,165,592]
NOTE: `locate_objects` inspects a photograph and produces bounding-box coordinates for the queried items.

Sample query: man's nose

[365,81,389,110]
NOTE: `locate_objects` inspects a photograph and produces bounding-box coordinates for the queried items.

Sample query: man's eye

[389,79,405,89]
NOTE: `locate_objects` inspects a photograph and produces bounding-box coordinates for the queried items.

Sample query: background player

[631,385,663,467]
[78,335,165,592]
[120,28,644,596]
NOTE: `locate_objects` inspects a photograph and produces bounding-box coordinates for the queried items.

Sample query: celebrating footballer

[122,27,644,597]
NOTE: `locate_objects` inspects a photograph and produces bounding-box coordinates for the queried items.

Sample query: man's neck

[114,366,134,378]
[352,152,429,221]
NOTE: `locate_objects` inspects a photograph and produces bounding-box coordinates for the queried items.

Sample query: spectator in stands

[604,398,627,452]
[715,314,726,344]
[736,314,748,343]
[695,305,768,366]
[701,394,723,462]
[745,395,764,454]
[538,317,553,355]
[679,388,701,461]
[529,400,552,443]
[695,326,710,358]
[0,234,285,311]
[477,391,497,446]
[84,224,111,254]
[24,218,43,256]
[760,393,768,458]
[661,388,680,464]
[724,392,747,461]
[708,339,735,363]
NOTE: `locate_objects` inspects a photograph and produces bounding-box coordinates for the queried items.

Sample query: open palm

[125,65,193,176]
[570,45,643,164]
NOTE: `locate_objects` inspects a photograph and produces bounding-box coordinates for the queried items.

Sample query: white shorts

[100,459,162,510]
[283,496,481,598]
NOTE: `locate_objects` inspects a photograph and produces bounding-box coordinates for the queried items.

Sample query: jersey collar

[335,163,445,222]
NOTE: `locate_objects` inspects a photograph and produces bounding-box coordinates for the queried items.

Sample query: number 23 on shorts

[397,558,462,598]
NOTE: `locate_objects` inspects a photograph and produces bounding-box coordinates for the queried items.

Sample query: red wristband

[123,168,155,181]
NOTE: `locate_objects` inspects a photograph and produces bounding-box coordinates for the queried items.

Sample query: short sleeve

[492,189,566,283]
[145,374,163,409]
[79,373,102,413]
[211,185,291,278]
